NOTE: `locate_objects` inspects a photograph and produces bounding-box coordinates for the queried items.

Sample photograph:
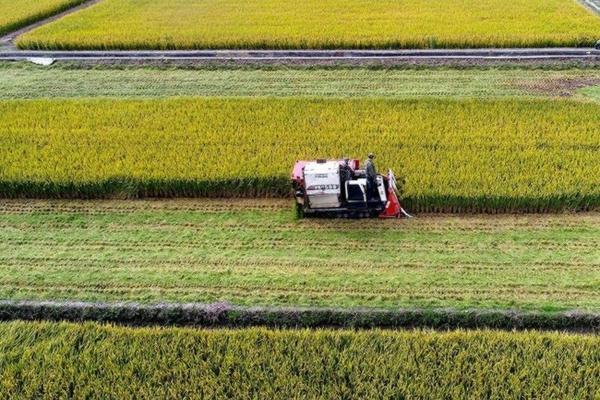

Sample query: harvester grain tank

[291,158,411,218]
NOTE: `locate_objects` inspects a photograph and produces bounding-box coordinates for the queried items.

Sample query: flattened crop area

[1,200,598,311]
[1,98,599,212]
[16,0,600,50]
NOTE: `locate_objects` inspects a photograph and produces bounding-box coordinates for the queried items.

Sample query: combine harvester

[291,158,412,218]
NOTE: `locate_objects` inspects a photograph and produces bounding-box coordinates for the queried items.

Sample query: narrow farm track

[0,199,598,311]
[0,48,599,64]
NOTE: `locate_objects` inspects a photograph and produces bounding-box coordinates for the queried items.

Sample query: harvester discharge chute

[291,158,412,218]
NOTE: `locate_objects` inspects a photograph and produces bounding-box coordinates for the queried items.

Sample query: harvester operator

[340,158,354,182]
[340,158,354,199]
[365,153,377,200]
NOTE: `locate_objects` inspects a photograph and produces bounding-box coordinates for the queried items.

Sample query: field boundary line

[0,0,102,49]
[0,301,598,332]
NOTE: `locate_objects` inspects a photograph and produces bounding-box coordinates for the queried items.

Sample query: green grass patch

[1,64,600,100]
[580,84,600,101]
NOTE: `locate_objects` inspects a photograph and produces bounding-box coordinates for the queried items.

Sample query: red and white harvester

[291,158,411,218]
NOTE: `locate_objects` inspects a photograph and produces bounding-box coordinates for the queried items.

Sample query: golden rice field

[16,0,600,50]
[1,98,599,212]
[1,322,598,399]
[0,0,84,36]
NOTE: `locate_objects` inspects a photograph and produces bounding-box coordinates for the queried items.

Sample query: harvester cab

[291,158,412,218]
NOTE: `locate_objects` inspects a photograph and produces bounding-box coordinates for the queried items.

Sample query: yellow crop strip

[0,98,598,211]
[0,0,85,36]
[17,0,600,50]
[1,322,599,398]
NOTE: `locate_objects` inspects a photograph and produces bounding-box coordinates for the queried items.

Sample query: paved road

[1,48,599,62]
[583,0,600,12]
[0,0,597,63]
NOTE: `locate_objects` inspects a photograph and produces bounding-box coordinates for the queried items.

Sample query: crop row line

[1,280,594,299]
[1,256,596,272]
[4,237,598,253]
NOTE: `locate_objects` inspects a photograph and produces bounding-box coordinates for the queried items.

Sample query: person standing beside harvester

[340,157,354,199]
[365,153,377,200]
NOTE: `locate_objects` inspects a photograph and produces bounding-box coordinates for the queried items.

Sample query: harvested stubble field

[16,0,600,50]
[0,321,598,399]
[0,0,84,37]
[1,98,599,212]
[0,200,598,311]
[1,63,600,100]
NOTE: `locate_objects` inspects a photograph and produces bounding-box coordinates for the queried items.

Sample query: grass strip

[0,301,598,332]
[0,63,599,100]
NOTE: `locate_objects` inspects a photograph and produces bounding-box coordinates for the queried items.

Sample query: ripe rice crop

[0,0,85,37]
[0,321,598,399]
[0,98,599,212]
[16,0,600,50]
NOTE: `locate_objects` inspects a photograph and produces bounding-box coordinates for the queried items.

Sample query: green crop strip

[0,200,598,311]
[0,98,599,212]
[16,0,600,50]
[0,321,598,399]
